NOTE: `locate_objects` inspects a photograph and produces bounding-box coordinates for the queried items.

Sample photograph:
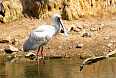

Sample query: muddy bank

[0,14,116,59]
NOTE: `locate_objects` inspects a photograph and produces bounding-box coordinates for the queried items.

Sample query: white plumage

[23,14,68,64]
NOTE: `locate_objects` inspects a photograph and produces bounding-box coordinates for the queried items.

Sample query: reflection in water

[37,61,45,77]
[0,57,116,78]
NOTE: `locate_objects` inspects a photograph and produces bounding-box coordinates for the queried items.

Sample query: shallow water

[0,57,116,78]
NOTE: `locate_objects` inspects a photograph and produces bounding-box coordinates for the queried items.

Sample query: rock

[57,46,61,49]
[104,37,109,40]
[107,43,112,48]
[109,49,112,52]
[80,54,87,59]
[69,46,72,49]
[31,1,42,18]
[20,48,24,51]
[82,32,91,37]
[0,36,10,43]
[76,25,83,29]
[2,1,23,23]
[12,52,17,55]
[12,39,18,45]
[110,40,116,43]
[77,43,84,48]
[0,39,9,43]
[74,28,80,32]
[66,24,76,32]
[90,28,98,31]
[5,45,18,52]
[64,54,71,58]
[99,23,105,29]
[0,49,4,52]
[1,0,115,22]
[25,52,36,57]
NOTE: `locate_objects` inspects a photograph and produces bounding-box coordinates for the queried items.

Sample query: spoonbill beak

[59,17,68,36]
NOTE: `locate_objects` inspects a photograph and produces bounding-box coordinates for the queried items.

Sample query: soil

[1,13,116,58]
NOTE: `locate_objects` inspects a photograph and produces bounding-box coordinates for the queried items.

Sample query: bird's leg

[41,46,45,64]
[37,47,40,64]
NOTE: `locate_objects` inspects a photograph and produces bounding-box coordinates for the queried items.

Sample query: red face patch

[58,17,62,21]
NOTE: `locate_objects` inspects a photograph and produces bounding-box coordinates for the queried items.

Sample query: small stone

[107,43,112,48]
[12,52,17,55]
[0,49,4,52]
[109,49,112,52]
[82,32,91,37]
[57,46,61,49]
[5,45,18,52]
[0,36,10,43]
[50,50,54,52]
[104,37,109,40]
[77,43,84,48]
[110,40,116,43]
[20,48,24,51]
[64,54,71,58]
[76,25,83,29]
[12,39,18,45]
[25,52,36,57]
[90,28,98,31]
[0,39,9,43]
[80,54,87,59]
[69,46,72,49]
[99,23,105,29]
[74,29,80,32]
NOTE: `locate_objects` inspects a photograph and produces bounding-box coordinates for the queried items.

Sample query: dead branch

[80,48,116,71]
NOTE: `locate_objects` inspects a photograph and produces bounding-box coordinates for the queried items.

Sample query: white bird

[23,14,68,64]
[0,1,5,17]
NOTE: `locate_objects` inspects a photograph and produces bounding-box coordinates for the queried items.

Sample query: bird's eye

[58,17,62,21]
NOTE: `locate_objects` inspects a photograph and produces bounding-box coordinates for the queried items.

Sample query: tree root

[80,49,116,71]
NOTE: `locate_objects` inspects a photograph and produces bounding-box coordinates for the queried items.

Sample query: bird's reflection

[37,62,45,77]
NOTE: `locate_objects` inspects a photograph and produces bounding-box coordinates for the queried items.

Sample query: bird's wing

[23,31,53,51]
[23,25,55,51]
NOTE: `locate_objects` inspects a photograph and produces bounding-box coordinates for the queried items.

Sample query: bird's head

[51,14,68,36]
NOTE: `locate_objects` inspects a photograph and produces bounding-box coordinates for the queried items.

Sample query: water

[0,57,116,78]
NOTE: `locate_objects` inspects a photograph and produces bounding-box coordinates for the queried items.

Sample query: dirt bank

[0,14,116,58]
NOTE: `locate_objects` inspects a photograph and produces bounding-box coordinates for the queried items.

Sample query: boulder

[5,45,18,53]
[0,0,23,23]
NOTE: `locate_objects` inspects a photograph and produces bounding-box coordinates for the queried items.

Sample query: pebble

[25,52,36,57]
[90,28,98,31]
[20,48,24,51]
[104,37,109,40]
[69,46,72,49]
[99,23,105,29]
[5,45,18,52]
[0,36,11,43]
[12,39,18,45]
[109,49,112,52]
[12,52,17,55]
[57,46,61,49]
[74,28,80,32]
[82,32,91,37]
[64,54,71,58]
[107,43,112,48]
[0,49,4,52]
[76,25,83,29]
[80,54,87,59]
[0,39,9,43]
[77,43,84,48]
[110,40,116,43]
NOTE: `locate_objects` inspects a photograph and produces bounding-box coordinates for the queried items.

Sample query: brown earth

[0,13,116,58]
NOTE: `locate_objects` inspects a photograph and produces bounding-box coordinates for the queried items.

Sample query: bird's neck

[54,22,61,36]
